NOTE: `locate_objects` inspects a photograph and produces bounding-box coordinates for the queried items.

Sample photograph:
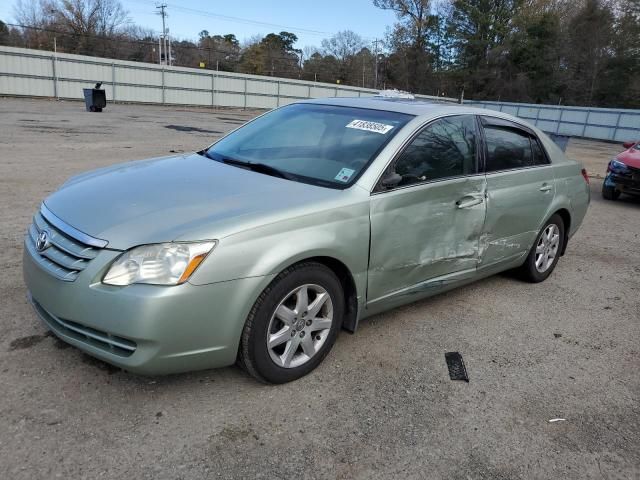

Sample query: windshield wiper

[218,156,293,180]
[198,149,216,161]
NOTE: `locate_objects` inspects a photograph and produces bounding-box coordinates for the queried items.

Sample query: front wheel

[238,262,344,384]
[519,214,565,283]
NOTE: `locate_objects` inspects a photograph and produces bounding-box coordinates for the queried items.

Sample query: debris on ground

[445,352,469,382]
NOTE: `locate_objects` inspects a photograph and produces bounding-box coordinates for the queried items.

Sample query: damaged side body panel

[367,175,487,304]
[479,165,557,269]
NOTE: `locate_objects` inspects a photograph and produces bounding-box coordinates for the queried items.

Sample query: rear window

[207,103,413,188]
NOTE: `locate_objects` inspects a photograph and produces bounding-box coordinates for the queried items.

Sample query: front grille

[30,296,137,357]
[26,208,102,282]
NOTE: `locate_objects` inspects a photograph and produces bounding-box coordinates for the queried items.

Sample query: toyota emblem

[36,230,51,252]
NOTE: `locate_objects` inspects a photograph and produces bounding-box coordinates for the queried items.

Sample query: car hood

[617,147,640,169]
[44,153,341,250]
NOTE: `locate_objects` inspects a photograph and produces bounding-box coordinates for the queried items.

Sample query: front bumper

[23,244,274,375]
[605,170,640,196]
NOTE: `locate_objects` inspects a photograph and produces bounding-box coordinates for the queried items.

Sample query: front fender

[188,201,371,299]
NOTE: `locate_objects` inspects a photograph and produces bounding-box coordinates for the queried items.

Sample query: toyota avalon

[23,98,590,383]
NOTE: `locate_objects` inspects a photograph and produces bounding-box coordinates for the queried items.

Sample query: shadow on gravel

[8,334,47,350]
[165,125,223,134]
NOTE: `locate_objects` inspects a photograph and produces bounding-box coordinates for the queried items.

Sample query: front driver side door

[367,115,487,304]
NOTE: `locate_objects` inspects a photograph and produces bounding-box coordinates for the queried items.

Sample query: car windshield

[206,103,413,188]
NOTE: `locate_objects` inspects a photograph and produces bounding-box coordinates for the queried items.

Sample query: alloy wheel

[266,284,333,368]
[534,224,560,273]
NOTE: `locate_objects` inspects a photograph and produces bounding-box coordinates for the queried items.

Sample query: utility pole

[373,38,379,90]
[156,3,168,65]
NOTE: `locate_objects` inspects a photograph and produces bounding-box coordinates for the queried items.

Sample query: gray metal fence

[1,46,638,142]
[465,100,640,143]
[0,45,453,109]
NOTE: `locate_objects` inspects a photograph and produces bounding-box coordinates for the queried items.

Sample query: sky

[1,0,400,50]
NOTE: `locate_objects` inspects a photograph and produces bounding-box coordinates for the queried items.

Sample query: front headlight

[610,158,629,172]
[103,241,216,286]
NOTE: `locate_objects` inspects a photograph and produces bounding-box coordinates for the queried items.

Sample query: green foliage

[238,32,301,76]
[3,0,638,106]
[377,0,639,107]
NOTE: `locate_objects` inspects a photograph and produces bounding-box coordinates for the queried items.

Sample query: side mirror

[622,141,635,149]
[381,172,403,188]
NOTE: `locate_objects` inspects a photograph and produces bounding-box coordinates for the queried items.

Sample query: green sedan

[23,98,590,383]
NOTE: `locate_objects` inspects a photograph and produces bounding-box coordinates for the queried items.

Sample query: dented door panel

[367,176,487,302]
[480,166,556,267]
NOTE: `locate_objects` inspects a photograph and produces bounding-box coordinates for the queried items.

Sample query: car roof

[299,96,522,123]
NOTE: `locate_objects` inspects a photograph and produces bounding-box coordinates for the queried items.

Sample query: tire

[238,262,344,384]
[519,214,565,283]
[602,184,621,200]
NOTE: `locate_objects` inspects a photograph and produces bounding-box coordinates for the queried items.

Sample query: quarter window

[531,137,548,165]
[393,115,477,186]
[483,123,548,171]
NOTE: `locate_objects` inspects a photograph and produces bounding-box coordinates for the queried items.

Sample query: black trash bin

[83,82,107,112]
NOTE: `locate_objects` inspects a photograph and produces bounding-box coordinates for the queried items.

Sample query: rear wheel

[602,184,621,200]
[519,214,565,283]
[238,262,344,384]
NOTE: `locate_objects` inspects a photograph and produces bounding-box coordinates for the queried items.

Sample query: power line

[128,0,331,37]
[4,22,309,64]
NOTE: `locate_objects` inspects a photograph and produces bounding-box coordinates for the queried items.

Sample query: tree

[563,0,615,105]
[373,0,436,92]
[599,0,640,108]
[447,0,517,98]
[238,32,301,78]
[13,0,130,55]
[321,30,364,61]
[508,11,563,103]
[320,30,366,84]
[302,52,341,83]
[198,31,240,70]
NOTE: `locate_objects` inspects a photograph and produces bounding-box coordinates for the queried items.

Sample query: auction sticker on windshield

[335,167,356,183]
[346,119,394,135]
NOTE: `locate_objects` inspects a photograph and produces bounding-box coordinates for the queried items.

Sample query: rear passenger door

[479,116,555,268]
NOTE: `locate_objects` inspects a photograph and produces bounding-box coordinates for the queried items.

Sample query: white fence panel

[7,46,639,142]
[467,100,640,141]
[117,66,163,87]
[279,82,309,98]
[165,71,210,90]
[215,75,245,93]
[310,86,336,97]
[0,75,54,96]
[247,79,277,96]
[3,53,52,77]
[247,95,278,109]
[116,84,162,104]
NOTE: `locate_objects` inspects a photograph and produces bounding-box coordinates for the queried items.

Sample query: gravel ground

[0,98,638,480]
[565,138,625,178]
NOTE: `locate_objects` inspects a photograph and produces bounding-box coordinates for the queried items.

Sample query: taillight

[581,168,590,184]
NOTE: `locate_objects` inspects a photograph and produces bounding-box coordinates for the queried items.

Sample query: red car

[603,141,640,200]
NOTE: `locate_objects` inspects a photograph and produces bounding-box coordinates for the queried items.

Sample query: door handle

[539,183,552,192]
[456,195,484,209]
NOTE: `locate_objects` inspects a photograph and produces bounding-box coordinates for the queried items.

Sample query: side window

[482,120,548,171]
[530,137,548,165]
[483,125,536,172]
[393,115,477,186]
